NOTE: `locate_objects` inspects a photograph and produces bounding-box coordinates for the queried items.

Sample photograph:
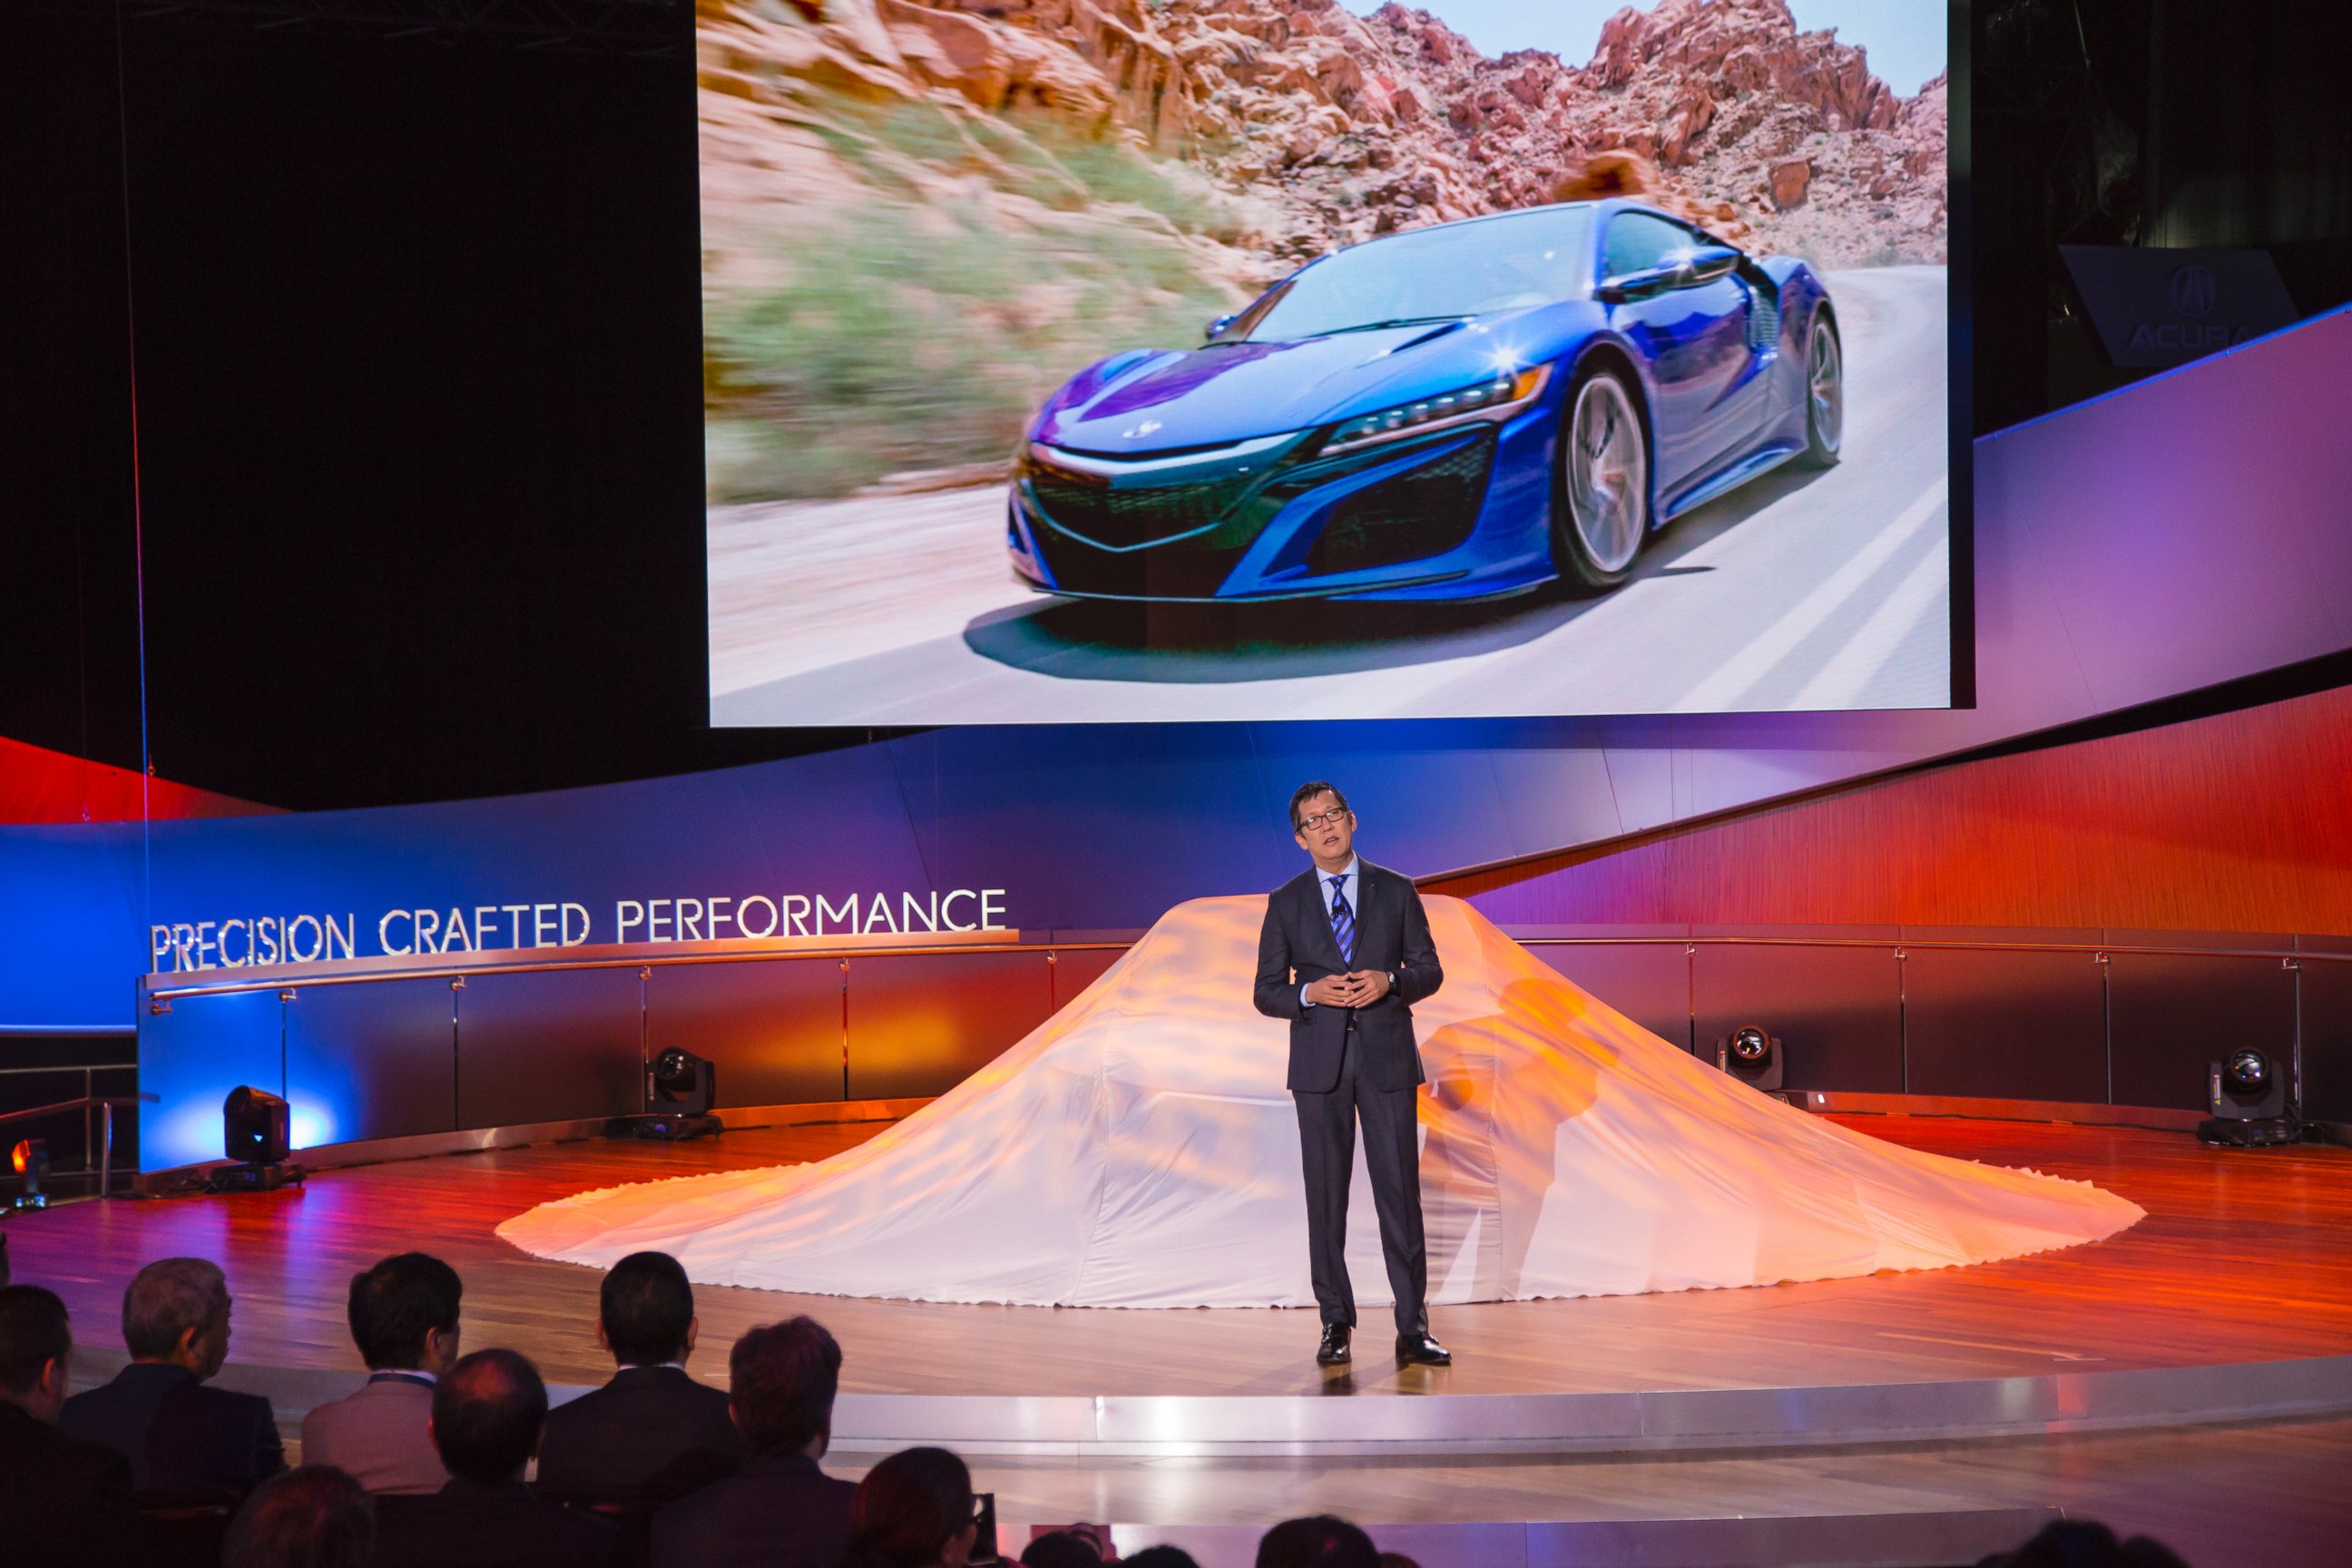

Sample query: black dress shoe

[1395,1332,1452,1366]
[1316,1324,1351,1366]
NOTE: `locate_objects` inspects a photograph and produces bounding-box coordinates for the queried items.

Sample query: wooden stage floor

[12,1113,2349,1402]
[11,1113,2352,1565]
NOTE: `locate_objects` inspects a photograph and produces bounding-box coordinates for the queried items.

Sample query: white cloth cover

[497,896,2144,1306]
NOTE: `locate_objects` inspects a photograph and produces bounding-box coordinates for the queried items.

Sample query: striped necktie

[1328,875,1356,965]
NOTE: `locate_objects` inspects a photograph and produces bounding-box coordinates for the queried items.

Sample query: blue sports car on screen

[1005,199,1841,601]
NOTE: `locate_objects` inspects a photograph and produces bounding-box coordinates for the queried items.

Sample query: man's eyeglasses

[1295,806,1352,832]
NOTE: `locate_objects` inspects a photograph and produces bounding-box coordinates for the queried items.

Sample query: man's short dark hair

[0,1284,71,1396]
[122,1257,230,1360]
[1122,1550,1203,1568]
[347,1253,461,1371]
[1986,1521,2191,1568]
[1021,1533,1103,1568]
[600,1250,695,1366]
[730,1316,841,1458]
[224,1465,376,1568]
[430,1348,547,1485]
[1257,1515,1380,1568]
[1289,780,1349,830]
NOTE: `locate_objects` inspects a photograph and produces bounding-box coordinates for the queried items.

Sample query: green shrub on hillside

[704,102,1236,503]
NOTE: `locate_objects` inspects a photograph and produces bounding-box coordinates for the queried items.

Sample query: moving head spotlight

[1716,1024,1786,1095]
[2198,1047,2304,1147]
[209,1087,305,1193]
[630,1047,722,1142]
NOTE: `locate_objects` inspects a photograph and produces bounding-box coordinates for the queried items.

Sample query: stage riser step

[1071,1509,2063,1568]
[74,1348,2352,1459]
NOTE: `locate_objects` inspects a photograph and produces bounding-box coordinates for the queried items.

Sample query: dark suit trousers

[1293,1020,1427,1336]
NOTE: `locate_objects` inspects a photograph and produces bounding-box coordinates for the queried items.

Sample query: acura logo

[2170,265,2217,317]
[1123,420,1162,440]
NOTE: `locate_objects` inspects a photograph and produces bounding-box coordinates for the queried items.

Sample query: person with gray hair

[60,1256,284,1495]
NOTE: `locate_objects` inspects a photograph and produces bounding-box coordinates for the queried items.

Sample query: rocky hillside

[699,0,1945,497]
[704,0,1944,264]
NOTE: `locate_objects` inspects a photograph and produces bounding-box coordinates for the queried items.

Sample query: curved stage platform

[13,1112,2352,1562]
[19,1112,2352,1442]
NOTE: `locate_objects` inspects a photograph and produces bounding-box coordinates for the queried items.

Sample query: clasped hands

[1304,969,1391,1008]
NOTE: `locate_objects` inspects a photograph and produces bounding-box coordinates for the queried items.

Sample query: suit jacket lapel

[1354,862,1388,966]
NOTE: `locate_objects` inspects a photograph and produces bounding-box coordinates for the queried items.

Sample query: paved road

[710,266,1950,724]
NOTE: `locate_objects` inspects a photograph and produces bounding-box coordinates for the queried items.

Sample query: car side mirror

[1206,313,1236,342]
[1597,246,1743,304]
[1681,244,1742,286]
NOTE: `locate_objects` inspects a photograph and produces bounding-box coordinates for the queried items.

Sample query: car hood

[1036,319,1533,456]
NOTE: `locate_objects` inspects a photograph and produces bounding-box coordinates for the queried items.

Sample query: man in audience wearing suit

[61,1256,286,1494]
[371,1347,621,1568]
[1254,780,1451,1370]
[299,1251,461,1494]
[0,1284,143,1567]
[652,1316,857,1568]
[537,1250,740,1511]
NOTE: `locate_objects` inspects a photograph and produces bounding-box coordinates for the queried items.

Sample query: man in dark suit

[301,1251,461,1494]
[0,1284,142,1567]
[536,1250,740,1512]
[651,1316,858,1568]
[60,1256,285,1494]
[1254,780,1449,1368]
[370,1348,620,1568]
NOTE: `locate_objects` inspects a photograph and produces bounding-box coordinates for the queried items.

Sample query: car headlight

[1324,365,1552,455]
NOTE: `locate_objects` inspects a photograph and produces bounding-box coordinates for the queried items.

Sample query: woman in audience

[842,1446,981,1568]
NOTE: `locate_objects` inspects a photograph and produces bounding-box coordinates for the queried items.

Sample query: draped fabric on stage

[496,897,2144,1308]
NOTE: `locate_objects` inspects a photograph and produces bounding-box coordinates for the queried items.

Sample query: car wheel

[1551,367,1651,593]
[1796,316,1842,468]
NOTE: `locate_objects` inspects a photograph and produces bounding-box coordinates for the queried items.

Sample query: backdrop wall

[1444,680,2352,935]
[5,288,2352,1032]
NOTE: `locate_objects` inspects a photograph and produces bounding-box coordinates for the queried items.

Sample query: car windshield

[1229,207,1596,343]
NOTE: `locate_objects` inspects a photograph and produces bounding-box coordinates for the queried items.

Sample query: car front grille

[1026,468,1237,551]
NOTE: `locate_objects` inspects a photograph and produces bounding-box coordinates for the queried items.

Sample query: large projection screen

[701,0,1955,724]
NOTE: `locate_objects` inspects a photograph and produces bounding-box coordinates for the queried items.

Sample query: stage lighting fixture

[2199,1047,2303,1147]
[1716,1024,1786,1095]
[631,1047,721,1141]
[10,1139,49,1210]
[207,1087,306,1193]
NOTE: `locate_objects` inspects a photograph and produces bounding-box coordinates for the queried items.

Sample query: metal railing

[113,926,2352,1159]
[0,1093,160,1199]
[139,931,1122,1008]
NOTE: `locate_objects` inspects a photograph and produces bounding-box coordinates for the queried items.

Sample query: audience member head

[598,1250,697,1367]
[428,1348,548,1485]
[0,1283,74,1422]
[1021,1531,1104,1568]
[1982,1521,2191,1568]
[1123,1550,1203,1568]
[730,1315,842,1459]
[346,1252,463,1374]
[122,1256,233,1377]
[845,1445,979,1568]
[1257,1515,1380,1568]
[1377,1556,1425,1568]
[223,1465,377,1568]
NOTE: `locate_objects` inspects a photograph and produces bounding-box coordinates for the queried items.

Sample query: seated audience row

[0,1250,2198,1568]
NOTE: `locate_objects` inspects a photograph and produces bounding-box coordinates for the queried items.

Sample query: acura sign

[2062,245,2298,369]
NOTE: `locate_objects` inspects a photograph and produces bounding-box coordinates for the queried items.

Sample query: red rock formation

[700,0,1945,290]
